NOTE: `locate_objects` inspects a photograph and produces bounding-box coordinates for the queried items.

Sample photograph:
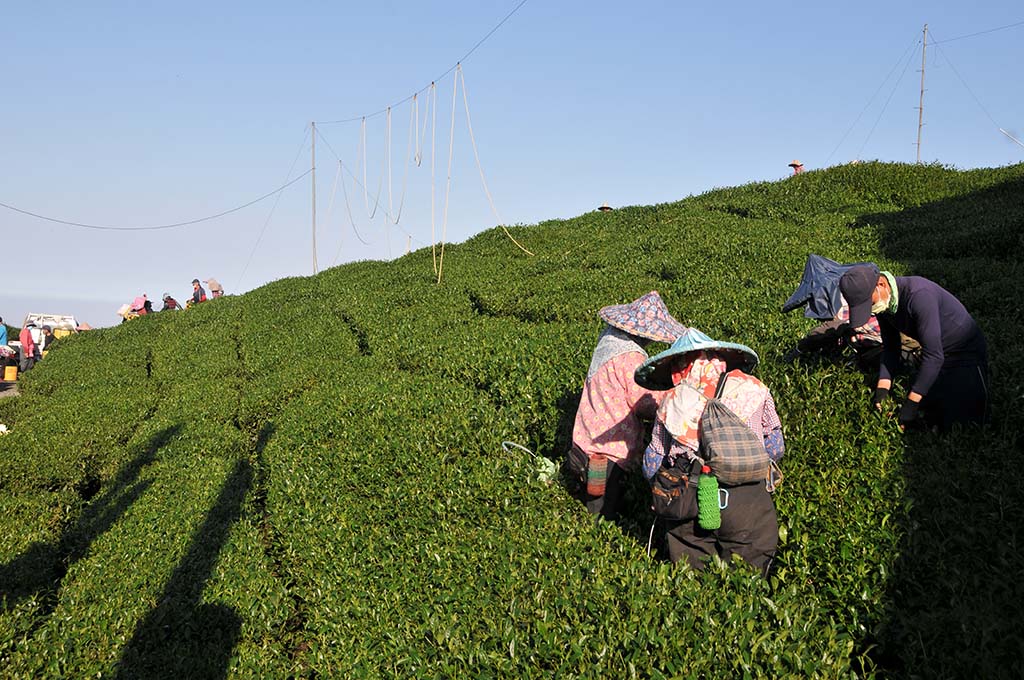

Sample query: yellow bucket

[3,366,17,382]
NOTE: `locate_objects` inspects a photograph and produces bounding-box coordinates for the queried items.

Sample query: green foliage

[1,161,1022,677]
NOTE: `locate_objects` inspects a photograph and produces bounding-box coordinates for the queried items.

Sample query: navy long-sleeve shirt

[878,276,984,396]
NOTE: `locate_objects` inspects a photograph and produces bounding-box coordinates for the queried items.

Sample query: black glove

[872,387,890,408]
[898,400,921,427]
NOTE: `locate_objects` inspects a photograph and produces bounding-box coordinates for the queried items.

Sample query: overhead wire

[825,34,921,165]
[856,39,921,161]
[931,19,1024,44]
[390,100,417,225]
[323,159,344,249]
[338,161,373,253]
[430,82,438,274]
[0,167,311,232]
[414,89,433,167]
[357,118,386,219]
[315,0,529,125]
[436,68,460,284]
[929,29,1020,146]
[312,126,427,255]
[458,65,534,256]
[385,107,392,257]
[237,126,312,288]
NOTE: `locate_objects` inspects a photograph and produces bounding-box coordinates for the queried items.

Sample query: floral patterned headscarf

[671,351,726,398]
[660,351,768,453]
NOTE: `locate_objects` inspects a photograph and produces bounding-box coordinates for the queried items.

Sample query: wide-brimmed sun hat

[788,159,804,167]
[598,291,687,344]
[130,296,147,311]
[634,327,759,390]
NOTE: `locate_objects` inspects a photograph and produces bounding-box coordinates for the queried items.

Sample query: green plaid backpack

[698,374,771,486]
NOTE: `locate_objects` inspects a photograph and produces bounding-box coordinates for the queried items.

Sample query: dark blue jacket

[878,276,985,396]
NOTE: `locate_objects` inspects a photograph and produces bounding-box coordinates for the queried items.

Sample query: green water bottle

[697,465,721,530]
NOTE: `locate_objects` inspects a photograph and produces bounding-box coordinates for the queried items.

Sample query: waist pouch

[564,446,589,490]
[652,457,700,520]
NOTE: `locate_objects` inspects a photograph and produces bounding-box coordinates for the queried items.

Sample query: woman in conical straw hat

[568,291,687,521]
[635,328,785,574]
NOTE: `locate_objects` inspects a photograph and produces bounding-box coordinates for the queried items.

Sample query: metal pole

[916,24,928,163]
[311,121,318,274]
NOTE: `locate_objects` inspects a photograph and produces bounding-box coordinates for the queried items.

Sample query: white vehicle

[8,313,80,355]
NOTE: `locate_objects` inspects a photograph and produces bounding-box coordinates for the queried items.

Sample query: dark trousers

[922,363,989,430]
[663,481,778,575]
[566,447,630,521]
[797,317,846,353]
[921,330,989,430]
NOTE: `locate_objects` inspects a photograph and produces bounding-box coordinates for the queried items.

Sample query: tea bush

[1,161,1021,677]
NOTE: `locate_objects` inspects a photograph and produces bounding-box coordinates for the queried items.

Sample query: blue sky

[2,1,1022,327]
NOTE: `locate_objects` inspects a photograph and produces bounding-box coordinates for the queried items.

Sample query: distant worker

[191,278,207,306]
[28,324,44,361]
[598,204,613,212]
[205,278,224,298]
[19,323,36,372]
[840,264,989,431]
[161,293,182,311]
[130,295,149,316]
[788,159,805,175]
[567,291,688,521]
[41,326,57,354]
[0,317,6,347]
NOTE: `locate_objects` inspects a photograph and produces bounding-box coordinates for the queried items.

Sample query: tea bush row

[1,161,1021,677]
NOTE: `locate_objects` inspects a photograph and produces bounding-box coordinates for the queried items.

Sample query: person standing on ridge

[161,293,182,311]
[205,278,224,298]
[840,264,989,430]
[190,278,207,306]
[567,291,688,521]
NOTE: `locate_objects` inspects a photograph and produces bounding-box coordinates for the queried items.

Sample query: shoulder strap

[713,371,729,400]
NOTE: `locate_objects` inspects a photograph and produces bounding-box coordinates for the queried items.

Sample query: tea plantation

[1,161,1021,678]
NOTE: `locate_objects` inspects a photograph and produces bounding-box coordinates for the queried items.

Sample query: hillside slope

[1,161,1022,678]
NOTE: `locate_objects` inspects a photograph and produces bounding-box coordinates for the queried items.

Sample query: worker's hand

[898,400,921,429]
[872,387,890,410]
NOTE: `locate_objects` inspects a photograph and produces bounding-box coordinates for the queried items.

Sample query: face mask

[871,290,890,314]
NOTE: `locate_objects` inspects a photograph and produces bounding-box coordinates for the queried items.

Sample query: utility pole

[916,24,928,164]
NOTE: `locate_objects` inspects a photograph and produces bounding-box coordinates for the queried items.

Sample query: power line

[931,18,1024,44]
[237,126,311,288]
[315,0,529,125]
[825,34,921,165]
[0,170,311,232]
[856,39,920,161]
[930,30,1021,149]
[312,125,426,248]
